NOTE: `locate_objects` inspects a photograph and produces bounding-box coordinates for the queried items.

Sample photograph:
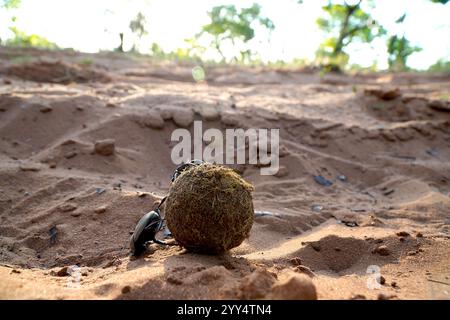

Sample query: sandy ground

[0,47,449,300]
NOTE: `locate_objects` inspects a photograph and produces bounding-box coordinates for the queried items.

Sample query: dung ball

[165,163,254,254]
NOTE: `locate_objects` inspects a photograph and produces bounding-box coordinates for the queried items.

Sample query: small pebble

[94,139,115,156]
[121,285,131,294]
[95,188,106,195]
[56,266,69,277]
[94,206,107,214]
[172,108,194,127]
[373,245,390,256]
[39,105,53,113]
[271,274,317,300]
[64,151,78,159]
[377,293,396,300]
[396,231,410,237]
[59,203,77,212]
[289,257,302,266]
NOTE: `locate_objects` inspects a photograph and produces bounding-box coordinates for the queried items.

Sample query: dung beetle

[171,159,204,182]
[130,159,205,256]
[130,197,167,256]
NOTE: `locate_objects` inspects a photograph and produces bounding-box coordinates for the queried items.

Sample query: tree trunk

[332,1,361,57]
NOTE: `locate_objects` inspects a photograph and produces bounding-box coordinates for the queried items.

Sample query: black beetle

[129,197,166,256]
[171,159,204,182]
[130,160,205,256]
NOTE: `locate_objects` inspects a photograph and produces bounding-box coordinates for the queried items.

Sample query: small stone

[172,108,194,127]
[95,188,106,195]
[199,106,220,121]
[166,276,183,285]
[311,243,321,252]
[373,245,390,256]
[289,257,302,266]
[157,106,173,120]
[294,265,316,278]
[416,232,423,238]
[64,151,77,159]
[351,294,366,300]
[39,105,53,113]
[271,274,317,300]
[94,139,115,156]
[121,285,131,294]
[94,206,107,214]
[140,110,165,129]
[238,269,276,299]
[11,269,21,274]
[396,231,410,237]
[377,293,396,300]
[379,275,386,285]
[391,281,398,288]
[106,103,117,108]
[220,112,240,126]
[71,212,81,217]
[56,266,69,277]
[59,203,77,212]
[399,237,405,242]
[19,163,41,172]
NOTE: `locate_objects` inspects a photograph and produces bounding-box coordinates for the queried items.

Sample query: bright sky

[1,0,449,69]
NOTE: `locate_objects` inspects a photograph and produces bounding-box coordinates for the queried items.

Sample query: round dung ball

[165,164,254,254]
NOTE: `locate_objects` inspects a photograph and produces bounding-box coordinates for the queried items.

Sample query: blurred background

[0,0,449,72]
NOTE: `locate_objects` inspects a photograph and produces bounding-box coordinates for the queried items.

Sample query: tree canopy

[316,0,386,67]
[198,3,274,62]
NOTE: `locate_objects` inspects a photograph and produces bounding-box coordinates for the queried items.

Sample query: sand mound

[5,60,110,84]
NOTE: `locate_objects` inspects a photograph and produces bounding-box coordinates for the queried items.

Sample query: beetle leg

[152,238,167,245]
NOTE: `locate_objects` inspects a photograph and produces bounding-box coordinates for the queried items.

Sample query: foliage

[386,13,421,71]
[430,0,449,4]
[316,0,385,68]
[197,3,274,63]
[5,27,58,49]
[149,42,204,63]
[1,0,20,9]
[427,58,450,73]
[128,12,148,51]
[387,35,421,71]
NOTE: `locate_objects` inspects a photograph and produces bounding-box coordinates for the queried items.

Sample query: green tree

[428,58,450,73]
[387,35,421,70]
[1,0,20,9]
[386,13,421,70]
[129,12,148,51]
[197,3,274,63]
[316,0,385,68]
[430,0,449,4]
[6,27,57,48]
[1,0,56,49]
